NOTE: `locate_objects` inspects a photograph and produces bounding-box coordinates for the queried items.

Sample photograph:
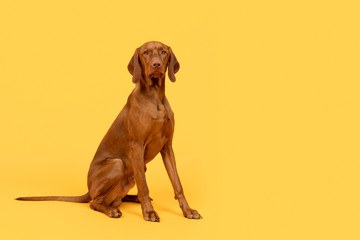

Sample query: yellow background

[1,1,359,239]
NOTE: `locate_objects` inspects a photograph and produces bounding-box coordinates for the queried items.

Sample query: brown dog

[16,41,201,222]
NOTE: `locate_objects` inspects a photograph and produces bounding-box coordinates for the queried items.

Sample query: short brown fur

[16,41,201,222]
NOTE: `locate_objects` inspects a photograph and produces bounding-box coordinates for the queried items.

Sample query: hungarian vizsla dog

[17,41,201,222]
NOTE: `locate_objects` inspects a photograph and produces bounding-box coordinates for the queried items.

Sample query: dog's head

[127,41,180,86]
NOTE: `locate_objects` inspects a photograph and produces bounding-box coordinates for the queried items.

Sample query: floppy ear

[127,48,141,83]
[168,47,180,82]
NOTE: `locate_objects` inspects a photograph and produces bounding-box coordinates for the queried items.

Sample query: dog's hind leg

[122,195,140,203]
[88,158,127,218]
[122,195,154,203]
[90,195,122,218]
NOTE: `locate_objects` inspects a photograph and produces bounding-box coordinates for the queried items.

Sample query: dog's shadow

[121,202,182,218]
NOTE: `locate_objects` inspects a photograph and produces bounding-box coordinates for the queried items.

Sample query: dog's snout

[152,61,161,68]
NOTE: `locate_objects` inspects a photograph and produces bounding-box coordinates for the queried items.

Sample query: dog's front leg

[129,142,160,222]
[161,143,202,219]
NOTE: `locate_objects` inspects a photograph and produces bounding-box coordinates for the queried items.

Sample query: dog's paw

[108,208,122,218]
[143,210,160,222]
[183,208,202,219]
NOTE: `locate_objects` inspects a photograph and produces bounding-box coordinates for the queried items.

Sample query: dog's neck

[134,76,166,104]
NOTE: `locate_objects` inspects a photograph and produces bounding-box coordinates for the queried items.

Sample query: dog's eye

[161,50,167,55]
[143,51,149,55]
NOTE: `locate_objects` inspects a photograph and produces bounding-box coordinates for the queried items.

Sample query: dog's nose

[152,61,161,68]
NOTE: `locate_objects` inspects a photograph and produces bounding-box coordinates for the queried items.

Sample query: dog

[16,41,201,222]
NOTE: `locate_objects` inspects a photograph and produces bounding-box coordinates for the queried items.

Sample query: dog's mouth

[149,72,164,86]
[149,71,163,79]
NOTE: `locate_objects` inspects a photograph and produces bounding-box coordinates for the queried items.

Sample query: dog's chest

[148,104,165,122]
[143,106,174,162]
[144,123,172,162]
[148,104,173,136]
[149,101,173,121]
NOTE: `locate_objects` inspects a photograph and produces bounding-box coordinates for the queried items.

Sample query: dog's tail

[15,192,91,203]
